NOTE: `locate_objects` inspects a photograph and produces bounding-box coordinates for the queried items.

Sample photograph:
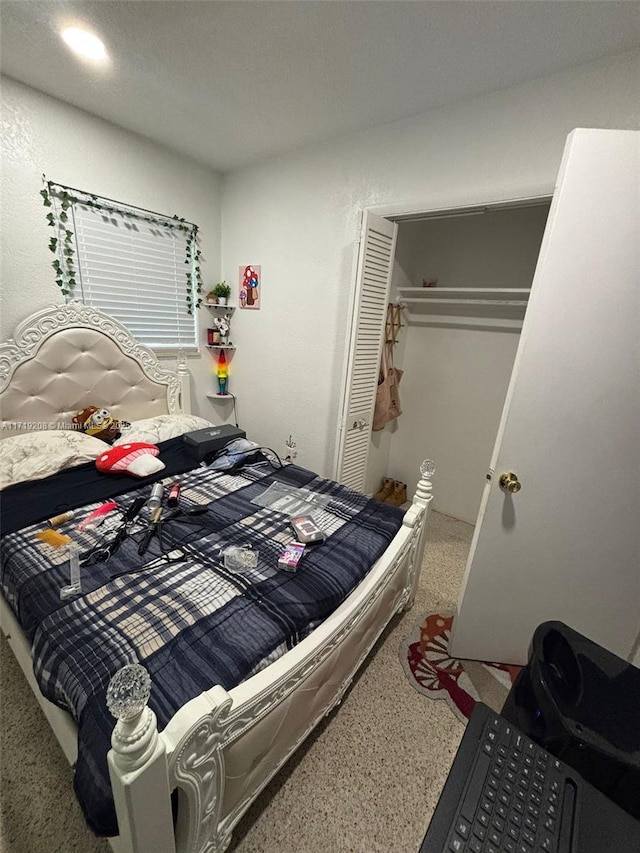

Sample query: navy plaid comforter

[1,460,403,837]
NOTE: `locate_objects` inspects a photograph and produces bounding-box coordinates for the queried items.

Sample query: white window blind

[73,203,197,351]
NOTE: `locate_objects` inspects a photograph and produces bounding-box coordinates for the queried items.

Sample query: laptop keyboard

[447,711,568,853]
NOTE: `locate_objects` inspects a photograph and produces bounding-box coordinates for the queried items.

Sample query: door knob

[352,419,367,430]
[499,472,521,493]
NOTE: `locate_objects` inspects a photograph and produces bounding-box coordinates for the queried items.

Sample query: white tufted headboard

[0,302,191,435]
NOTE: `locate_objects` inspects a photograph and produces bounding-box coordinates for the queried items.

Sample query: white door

[449,128,640,666]
[334,211,398,490]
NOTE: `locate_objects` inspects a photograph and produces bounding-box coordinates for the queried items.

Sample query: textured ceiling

[2,1,639,173]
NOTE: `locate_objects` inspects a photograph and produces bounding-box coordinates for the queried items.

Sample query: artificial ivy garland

[185,231,203,315]
[41,178,203,313]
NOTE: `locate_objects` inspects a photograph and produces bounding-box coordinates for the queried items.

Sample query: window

[44,182,201,352]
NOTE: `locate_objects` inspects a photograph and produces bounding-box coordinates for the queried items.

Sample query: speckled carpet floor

[0,510,473,853]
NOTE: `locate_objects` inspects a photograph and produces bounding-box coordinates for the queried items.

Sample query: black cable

[257,447,284,469]
[226,391,239,428]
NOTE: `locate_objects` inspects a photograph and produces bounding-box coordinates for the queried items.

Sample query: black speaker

[502,620,640,820]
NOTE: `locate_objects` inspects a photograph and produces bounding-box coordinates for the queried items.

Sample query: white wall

[222,48,640,484]
[399,205,550,292]
[1,77,224,420]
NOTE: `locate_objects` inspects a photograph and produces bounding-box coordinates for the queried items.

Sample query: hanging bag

[372,343,403,431]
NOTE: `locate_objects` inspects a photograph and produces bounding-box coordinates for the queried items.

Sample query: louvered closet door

[335,211,397,491]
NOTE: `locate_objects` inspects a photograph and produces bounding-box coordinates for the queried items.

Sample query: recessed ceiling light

[61,27,107,62]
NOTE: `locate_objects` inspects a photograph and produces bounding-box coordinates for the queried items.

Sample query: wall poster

[239,265,261,309]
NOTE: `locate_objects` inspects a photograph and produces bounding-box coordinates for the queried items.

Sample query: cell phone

[290,515,326,544]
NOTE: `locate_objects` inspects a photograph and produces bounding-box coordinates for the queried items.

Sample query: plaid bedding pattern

[0,460,404,837]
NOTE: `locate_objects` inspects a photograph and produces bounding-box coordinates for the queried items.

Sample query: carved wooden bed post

[107,666,235,853]
[107,665,176,853]
[175,354,192,415]
[401,459,435,610]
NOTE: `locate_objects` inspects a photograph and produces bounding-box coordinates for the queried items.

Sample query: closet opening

[367,197,552,528]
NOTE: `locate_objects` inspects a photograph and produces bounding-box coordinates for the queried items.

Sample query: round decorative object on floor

[400,611,521,722]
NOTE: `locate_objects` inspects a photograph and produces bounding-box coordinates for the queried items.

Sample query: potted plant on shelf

[209,281,231,306]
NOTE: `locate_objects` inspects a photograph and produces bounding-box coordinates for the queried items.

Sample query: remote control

[290,515,326,544]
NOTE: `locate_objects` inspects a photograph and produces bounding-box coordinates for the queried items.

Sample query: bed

[0,302,434,853]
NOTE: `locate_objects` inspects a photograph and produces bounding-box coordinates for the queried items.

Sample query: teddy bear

[73,406,128,444]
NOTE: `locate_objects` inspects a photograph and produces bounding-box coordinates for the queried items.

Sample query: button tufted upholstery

[0,305,186,435]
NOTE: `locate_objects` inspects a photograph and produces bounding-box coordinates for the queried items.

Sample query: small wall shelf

[206,308,235,395]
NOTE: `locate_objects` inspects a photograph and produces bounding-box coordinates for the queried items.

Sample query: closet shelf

[409,315,524,330]
[402,297,529,307]
[397,287,531,323]
[398,286,530,299]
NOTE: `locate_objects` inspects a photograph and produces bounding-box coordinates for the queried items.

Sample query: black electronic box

[182,425,246,462]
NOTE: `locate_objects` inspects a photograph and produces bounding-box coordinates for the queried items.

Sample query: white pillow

[0,430,108,490]
[114,414,213,446]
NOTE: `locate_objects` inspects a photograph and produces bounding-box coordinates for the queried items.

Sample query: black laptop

[419,702,640,853]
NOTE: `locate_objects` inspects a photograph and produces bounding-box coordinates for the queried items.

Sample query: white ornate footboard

[107,464,434,853]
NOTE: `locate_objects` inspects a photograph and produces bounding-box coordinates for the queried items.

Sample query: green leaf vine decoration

[41,177,202,312]
[41,179,76,297]
[185,227,203,315]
